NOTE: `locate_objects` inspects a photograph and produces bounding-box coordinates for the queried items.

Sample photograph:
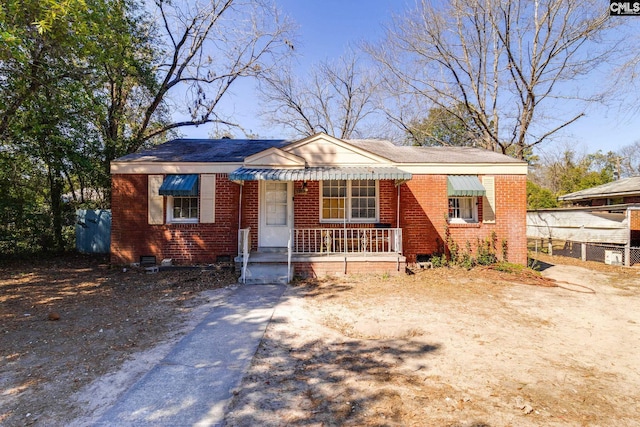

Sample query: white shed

[527,205,640,266]
[527,209,629,244]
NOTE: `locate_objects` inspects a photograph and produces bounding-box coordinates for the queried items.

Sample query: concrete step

[243,262,291,285]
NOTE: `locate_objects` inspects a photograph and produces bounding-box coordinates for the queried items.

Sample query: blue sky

[187,0,639,155]
[275,0,403,65]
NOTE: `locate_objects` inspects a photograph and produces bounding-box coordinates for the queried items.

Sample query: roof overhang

[559,190,640,201]
[229,166,412,182]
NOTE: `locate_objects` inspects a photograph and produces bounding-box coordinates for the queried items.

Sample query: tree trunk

[46,161,65,252]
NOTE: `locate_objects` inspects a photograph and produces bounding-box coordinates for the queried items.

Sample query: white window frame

[320,180,379,223]
[448,197,478,224]
[167,196,199,224]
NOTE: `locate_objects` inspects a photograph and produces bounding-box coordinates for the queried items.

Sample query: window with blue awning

[158,174,199,196]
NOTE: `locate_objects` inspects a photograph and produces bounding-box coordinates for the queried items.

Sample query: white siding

[287,140,383,166]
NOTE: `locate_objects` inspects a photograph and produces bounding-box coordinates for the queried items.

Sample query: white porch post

[238,183,243,233]
[397,184,400,229]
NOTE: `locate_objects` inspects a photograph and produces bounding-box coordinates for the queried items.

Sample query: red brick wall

[400,175,527,265]
[294,260,405,278]
[631,210,640,246]
[292,181,320,229]
[492,175,528,264]
[292,180,397,228]
[400,175,447,260]
[111,174,240,265]
[112,173,527,266]
[240,181,259,251]
[631,209,640,231]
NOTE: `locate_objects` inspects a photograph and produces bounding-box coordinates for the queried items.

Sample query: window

[265,182,288,225]
[321,180,378,222]
[169,197,199,222]
[351,180,376,219]
[448,197,477,223]
[322,180,346,220]
[149,174,215,225]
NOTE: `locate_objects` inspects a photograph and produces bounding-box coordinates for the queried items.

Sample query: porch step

[243,262,292,285]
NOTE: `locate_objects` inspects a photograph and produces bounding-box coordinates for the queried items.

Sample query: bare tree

[259,51,380,139]
[96,0,295,199]
[618,140,640,178]
[367,0,618,159]
[102,0,295,154]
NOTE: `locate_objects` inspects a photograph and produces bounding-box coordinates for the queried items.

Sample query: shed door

[259,181,293,248]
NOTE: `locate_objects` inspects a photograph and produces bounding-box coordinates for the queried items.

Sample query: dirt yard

[2,254,640,426]
[224,256,640,427]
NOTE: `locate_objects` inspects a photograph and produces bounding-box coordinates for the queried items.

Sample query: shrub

[459,241,476,270]
[493,261,525,274]
[430,254,448,268]
[477,233,498,266]
[501,239,509,262]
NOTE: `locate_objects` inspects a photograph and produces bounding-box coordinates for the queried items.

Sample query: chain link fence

[630,245,640,266]
[528,238,640,267]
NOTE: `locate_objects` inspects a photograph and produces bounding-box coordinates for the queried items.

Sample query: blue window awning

[447,175,485,197]
[229,166,412,182]
[159,174,199,196]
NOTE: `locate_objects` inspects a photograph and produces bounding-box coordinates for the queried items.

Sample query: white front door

[259,181,293,248]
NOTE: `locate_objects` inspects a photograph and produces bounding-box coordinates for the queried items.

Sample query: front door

[259,181,293,249]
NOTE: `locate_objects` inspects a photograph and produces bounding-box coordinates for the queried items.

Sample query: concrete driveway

[95,283,285,427]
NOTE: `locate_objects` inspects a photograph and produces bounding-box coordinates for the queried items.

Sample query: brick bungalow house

[110,133,528,282]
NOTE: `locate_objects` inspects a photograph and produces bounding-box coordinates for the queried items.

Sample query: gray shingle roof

[559,176,640,201]
[114,137,523,165]
[114,138,290,163]
[347,139,524,164]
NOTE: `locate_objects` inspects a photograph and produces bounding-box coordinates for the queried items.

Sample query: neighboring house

[110,133,528,281]
[558,176,640,206]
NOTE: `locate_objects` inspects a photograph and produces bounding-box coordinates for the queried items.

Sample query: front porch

[236,227,406,283]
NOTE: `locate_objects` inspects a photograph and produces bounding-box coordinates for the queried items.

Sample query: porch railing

[288,230,293,282]
[292,228,402,255]
[238,228,250,283]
